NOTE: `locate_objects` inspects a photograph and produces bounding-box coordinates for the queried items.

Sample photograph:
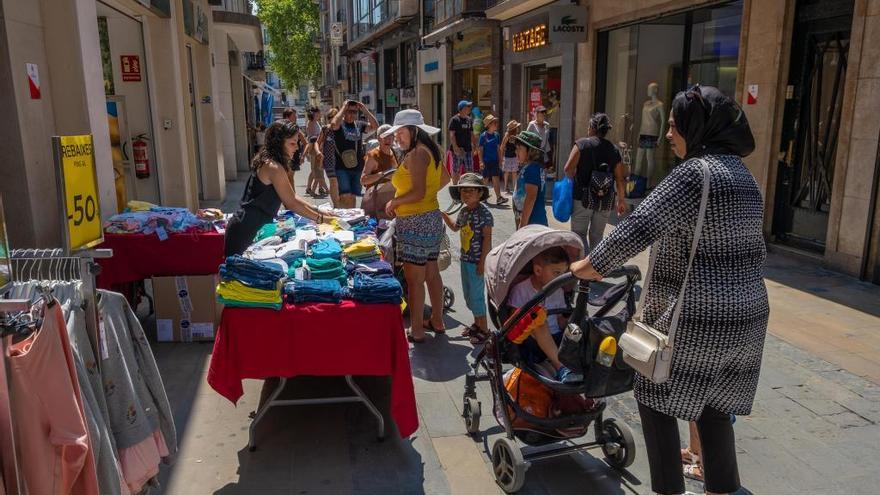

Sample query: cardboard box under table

[153,275,221,342]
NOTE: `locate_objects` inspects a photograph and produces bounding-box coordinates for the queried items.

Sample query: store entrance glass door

[523,63,561,169]
[772,0,854,253]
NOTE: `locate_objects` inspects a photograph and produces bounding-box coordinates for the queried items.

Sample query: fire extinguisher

[132,134,151,179]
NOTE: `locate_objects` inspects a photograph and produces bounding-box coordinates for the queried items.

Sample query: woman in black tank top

[224,121,335,256]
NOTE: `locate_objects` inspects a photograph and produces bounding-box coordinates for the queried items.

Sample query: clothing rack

[6,248,112,370]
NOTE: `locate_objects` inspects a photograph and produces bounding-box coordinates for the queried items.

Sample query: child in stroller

[463,224,642,493]
[507,246,582,383]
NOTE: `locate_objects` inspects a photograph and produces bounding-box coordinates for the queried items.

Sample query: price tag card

[54,135,104,252]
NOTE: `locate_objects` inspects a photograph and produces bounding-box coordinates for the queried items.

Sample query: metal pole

[79,256,102,366]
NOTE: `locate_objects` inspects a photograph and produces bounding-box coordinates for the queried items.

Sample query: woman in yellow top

[384,109,451,343]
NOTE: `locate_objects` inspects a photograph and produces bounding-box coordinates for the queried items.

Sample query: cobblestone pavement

[154,167,880,495]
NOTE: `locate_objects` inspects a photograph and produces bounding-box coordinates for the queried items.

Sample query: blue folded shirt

[284,279,343,304]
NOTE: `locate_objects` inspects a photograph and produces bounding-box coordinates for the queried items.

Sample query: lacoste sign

[549,6,588,43]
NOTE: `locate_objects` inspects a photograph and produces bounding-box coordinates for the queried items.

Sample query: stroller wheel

[491,437,527,493]
[601,418,636,469]
[462,396,481,436]
[443,286,455,311]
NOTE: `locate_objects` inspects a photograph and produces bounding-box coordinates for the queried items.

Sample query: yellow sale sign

[56,135,103,251]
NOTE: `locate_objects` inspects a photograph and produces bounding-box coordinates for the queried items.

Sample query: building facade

[342,0,421,124]
[0,0,260,249]
[566,0,880,283]
[423,0,501,144]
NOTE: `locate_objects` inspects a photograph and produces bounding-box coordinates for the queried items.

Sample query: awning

[422,17,494,45]
[213,11,263,52]
[243,74,281,97]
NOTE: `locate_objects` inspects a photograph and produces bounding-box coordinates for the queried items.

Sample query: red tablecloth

[207,301,418,438]
[96,232,225,288]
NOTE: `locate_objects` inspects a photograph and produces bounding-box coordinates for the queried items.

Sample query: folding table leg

[344,375,386,441]
[248,377,288,451]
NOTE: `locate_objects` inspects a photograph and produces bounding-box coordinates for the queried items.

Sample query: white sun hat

[381,109,441,138]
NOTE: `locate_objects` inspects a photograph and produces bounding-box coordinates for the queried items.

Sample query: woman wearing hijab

[571,86,768,495]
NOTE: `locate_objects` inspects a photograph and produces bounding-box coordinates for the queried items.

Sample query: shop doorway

[523,60,562,170]
[97,2,161,206]
[186,44,206,200]
[772,0,854,253]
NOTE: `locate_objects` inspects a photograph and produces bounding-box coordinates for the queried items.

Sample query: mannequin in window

[634,82,665,188]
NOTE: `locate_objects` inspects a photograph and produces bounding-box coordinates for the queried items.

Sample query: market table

[207,300,418,448]
[96,231,225,288]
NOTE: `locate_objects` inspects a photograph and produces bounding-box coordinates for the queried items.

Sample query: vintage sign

[53,135,104,252]
[549,6,588,44]
[120,55,142,82]
[512,24,548,52]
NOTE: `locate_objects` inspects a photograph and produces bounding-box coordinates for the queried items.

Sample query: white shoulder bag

[618,159,711,384]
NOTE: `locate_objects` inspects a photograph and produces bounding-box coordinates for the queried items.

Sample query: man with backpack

[563,113,627,252]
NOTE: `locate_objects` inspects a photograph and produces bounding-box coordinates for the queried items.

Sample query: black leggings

[638,401,740,494]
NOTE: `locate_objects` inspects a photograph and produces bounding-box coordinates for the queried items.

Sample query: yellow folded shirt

[343,239,380,257]
[216,280,282,304]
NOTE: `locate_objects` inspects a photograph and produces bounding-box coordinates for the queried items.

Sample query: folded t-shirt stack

[343,238,382,264]
[345,259,394,277]
[217,255,285,310]
[305,257,347,286]
[310,238,343,260]
[345,272,403,304]
[284,279,343,304]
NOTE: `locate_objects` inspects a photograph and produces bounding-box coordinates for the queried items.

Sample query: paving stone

[790,398,849,416]
[432,435,501,495]
[821,411,874,429]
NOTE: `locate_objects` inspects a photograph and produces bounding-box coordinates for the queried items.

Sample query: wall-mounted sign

[512,24,548,52]
[330,22,344,47]
[424,61,439,72]
[385,88,400,107]
[453,28,492,65]
[53,135,104,252]
[120,55,142,82]
[26,63,40,99]
[400,87,416,105]
[549,6,588,44]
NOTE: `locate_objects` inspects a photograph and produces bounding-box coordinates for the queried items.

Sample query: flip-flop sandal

[683,463,703,482]
[460,325,475,337]
[407,332,426,344]
[681,448,700,466]
[423,320,446,334]
[469,329,490,345]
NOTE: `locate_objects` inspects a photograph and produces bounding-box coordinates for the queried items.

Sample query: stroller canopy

[485,225,584,307]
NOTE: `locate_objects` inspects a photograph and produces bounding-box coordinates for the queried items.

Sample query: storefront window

[596,1,743,191]
[452,66,493,115]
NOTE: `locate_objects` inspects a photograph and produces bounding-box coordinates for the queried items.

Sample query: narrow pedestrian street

[150,165,880,495]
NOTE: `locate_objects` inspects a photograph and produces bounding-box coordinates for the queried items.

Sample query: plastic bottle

[596,336,617,367]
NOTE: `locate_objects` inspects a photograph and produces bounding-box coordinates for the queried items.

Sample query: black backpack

[579,141,615,211]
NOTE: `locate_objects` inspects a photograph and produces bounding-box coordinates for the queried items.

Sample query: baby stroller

[372,168,455,312]
[463,225,642,493]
